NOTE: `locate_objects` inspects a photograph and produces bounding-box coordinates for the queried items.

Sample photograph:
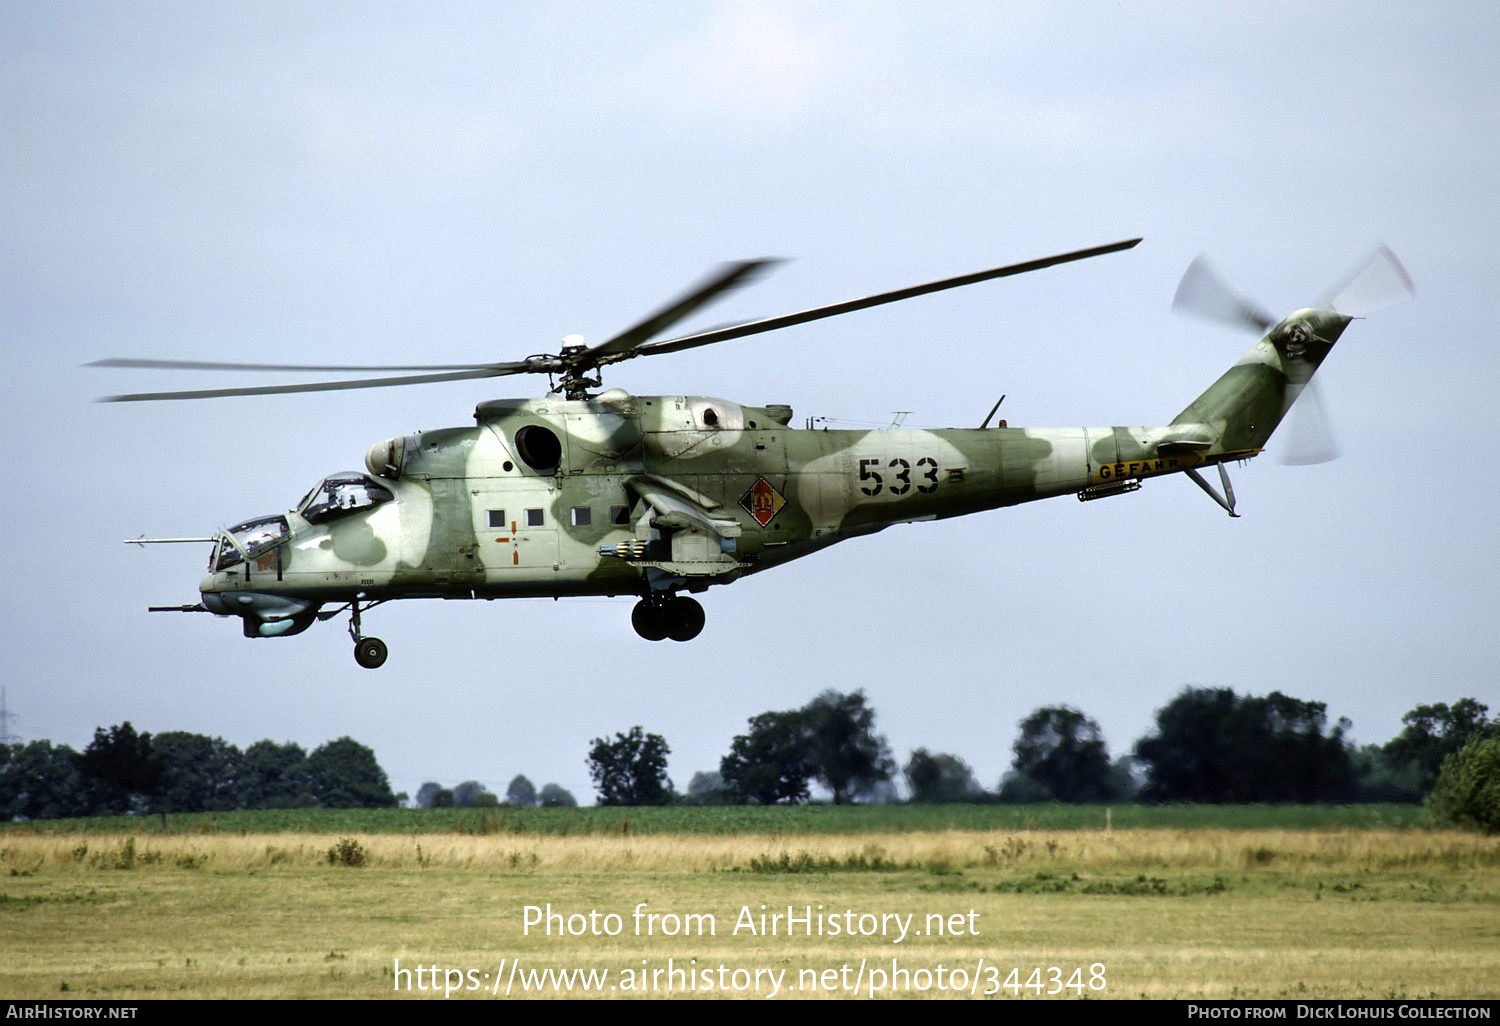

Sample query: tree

[718,691,895,805]
[997,770,1053,803]
[720,710,813,805]
[452,780,497,807]
[1135,687,1353,803]
[538,783,577,807]
[1011,706,1113,802]
[240,740,313,809]
[1425,734,1500,834]
[79,722,163,814]
[1106,754,1144,802]
[587,726,674,806]
[800,690,894,804]
[1349,743,1424,803]
[153,732,243,813]
[1385,699,1493,794]
[904,748,979,803]
[0,741,92,819]
[304,737,396,808]
[505,774,538,808]
[684,770,727,805]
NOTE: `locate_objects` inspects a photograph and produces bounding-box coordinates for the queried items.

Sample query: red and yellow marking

[740,477,786,527]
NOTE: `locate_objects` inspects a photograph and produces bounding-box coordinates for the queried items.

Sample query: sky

[4,1,1497,805]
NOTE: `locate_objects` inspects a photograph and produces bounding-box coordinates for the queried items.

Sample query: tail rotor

[1170,245,1413,466]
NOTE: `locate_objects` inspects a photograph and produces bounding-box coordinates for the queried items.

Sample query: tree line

[585,690,1496,817]
[0,719,584,820]
[0,723,396,819]
[410,775,577,809]
[4,691,1493,828]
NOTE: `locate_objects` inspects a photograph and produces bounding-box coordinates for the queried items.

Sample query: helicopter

[93,239,1411,668]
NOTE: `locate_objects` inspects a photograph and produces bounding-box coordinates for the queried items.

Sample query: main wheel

[631,600,669,641]
[354,636,389,669]
[665,596,705,642]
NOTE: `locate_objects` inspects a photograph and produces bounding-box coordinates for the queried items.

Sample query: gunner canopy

[210,515,289,572]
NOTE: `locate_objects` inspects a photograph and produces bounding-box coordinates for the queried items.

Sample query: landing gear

[631,594,705,642]
[666,596,705,641]
[354,636,388,669]
[345,599,389,669]
[631,599,669,641]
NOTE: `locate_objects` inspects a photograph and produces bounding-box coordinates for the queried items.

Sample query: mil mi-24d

[94,239,1411,667]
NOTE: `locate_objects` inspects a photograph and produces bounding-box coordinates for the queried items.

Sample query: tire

[354,636,389,669]
[665,596,705,642]
[631,600,669,641]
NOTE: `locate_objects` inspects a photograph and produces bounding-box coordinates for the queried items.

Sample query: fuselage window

[525,508,544,527]
[571,507,591,527]
[487,509,507,529]
[609,505,630,525]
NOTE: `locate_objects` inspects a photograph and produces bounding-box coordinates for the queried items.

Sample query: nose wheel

[345,599,389,669]
[631,594,705,642]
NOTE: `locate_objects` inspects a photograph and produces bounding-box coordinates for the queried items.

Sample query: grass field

[2,807,1495,1000]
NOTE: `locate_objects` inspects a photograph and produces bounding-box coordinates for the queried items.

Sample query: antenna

[0,688,19,743]
[978,395,1007,429]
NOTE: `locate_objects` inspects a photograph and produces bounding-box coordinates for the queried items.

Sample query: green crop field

[2,806,1495,1001]
[3,802,1428,837]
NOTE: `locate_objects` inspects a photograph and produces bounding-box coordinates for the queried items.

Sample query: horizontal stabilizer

[1157,439,1212,455]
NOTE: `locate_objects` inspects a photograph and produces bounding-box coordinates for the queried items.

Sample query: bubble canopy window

[297,472,395,526]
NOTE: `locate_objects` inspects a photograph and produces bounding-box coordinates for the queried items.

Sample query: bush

[1425,735,1500,834]
[325,837,367,867]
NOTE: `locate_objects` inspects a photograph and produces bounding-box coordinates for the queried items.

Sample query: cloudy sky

[5,2,1496,803]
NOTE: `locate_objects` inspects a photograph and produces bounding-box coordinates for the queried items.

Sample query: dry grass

[2,828,1497,1000]
[4,826,1495,873]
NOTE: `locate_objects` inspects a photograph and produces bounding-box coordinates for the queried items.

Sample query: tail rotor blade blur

[1280,378,1340,466]
[1172,256,1276,333]
[1323,244,1416,316]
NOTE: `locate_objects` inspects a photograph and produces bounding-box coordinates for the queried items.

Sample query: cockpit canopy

[208,474,394,573]
[211,515,290,572]
[297,472,395,526]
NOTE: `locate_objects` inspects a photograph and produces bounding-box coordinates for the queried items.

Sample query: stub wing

[625,474,742,540]
[618,474,745,579]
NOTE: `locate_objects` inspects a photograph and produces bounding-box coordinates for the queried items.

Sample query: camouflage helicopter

[94,239,1410,667]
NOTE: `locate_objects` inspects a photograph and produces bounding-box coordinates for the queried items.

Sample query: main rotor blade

[637,238,1142,358]
[586,258,782,360]
[89,357,500,373]
[1172,256,1276,333]
[96,362,545,402]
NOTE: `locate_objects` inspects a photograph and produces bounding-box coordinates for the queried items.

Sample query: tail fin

[1171,310,1353,455]
[1168,246,1411,458]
